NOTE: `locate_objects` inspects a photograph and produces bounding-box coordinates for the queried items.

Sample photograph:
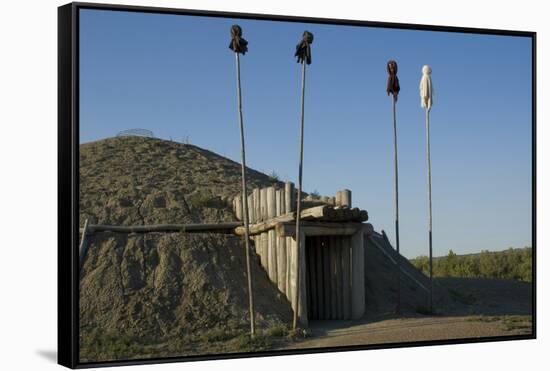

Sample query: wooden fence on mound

[230,184,369,325]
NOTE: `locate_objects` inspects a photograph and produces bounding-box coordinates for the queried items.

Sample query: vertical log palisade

[232,182,369,326]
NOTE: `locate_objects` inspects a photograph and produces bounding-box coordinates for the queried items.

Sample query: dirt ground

[280,277,533,350]
[279,315,532,350]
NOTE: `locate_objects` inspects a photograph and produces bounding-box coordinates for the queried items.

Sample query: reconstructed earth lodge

[79,136,459,362]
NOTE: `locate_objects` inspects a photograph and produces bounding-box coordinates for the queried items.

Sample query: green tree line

[410,247,532,282]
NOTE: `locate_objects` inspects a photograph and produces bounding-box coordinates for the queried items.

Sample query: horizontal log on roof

[234,213,294,236]
[276,221,366,238]
[233,206,368,235]
[297,205,368,222]
[234,220,366,238]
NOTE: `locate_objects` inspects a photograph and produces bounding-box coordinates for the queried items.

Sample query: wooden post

[305,240,312,319]
[323,237,331,319]
[340,189,352,208]
[286,236,292,298]
[288,230,308,326]
[248,194,255,223]
[252,188,262,223]
[277,236,287,294]
[297,231,308,326]
[268,229,278,284]
[342,236,352,320]
[254,235,260,255]
[267,186,276,219]
[235,195,242,220]
[280,187,287,216]
[260,232,268,270]
[79,218,89,269]
[307,238,317,319]
[335,191,342,207]
[275,189,282,217]
[285,182,295,214]
[351,227,365,319]
[315,237,325,319]
[329,236,338,319]
[335,237,344,318]
[260,187,267,221]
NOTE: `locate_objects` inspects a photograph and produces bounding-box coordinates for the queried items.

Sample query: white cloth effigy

[420,65,434,111]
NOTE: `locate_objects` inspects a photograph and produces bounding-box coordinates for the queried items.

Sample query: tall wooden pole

[425,107,433,312]
[293,59,306,329]
[386,60,401,315]
[235,51,255,337]
[392,95,401,314]
[420,64,434,313]
[292,30,313,329]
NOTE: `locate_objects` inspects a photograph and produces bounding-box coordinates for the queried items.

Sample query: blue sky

[79,9,532,258]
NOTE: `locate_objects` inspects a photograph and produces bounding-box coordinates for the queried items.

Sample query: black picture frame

[58,2,537,368]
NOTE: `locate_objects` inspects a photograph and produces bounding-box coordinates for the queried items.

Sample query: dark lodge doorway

[305,235,353,320]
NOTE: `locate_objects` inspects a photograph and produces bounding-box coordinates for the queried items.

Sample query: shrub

[410,247,532,282]
[268,171,280,183]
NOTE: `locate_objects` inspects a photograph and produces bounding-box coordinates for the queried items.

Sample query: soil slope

[79,137,290,362]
